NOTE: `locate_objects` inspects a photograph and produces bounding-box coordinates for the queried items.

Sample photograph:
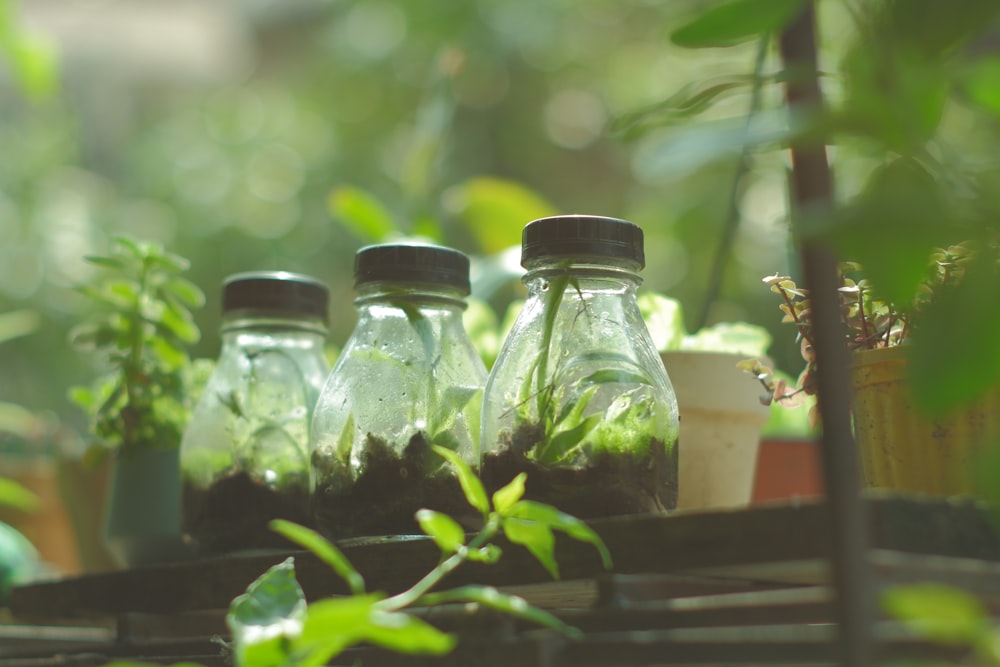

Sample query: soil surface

[182,470,311,556]
[312,432,475,540]
[481,422,678,519]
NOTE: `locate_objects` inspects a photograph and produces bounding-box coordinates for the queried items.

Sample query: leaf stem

[375,515,501,612]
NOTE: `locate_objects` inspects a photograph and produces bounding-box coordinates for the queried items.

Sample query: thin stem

[375,515,501,612]
[697,33,771,330]
[779,5,873,667]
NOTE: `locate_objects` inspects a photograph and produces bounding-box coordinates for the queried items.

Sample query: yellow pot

[851,346,1000,497]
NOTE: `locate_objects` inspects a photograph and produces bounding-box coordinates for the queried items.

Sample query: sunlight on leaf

[227,557,306,667]
[432,445,489,516]
[491,472,526,516]
[415,509,466,554]
[883,583,988,646]
[328,185,398,243]
[445,177,556,254]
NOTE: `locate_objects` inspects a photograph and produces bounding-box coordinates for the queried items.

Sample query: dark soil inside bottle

[182,470,312,556]
[312,432,474,541]
[481,422,678,519]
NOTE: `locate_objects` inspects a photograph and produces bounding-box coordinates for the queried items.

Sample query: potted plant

[758,245,1000,497]
[69,237,208,567]
[639,291,780,510]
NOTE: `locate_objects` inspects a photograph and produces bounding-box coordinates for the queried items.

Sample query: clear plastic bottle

[310,243,487,540]
[181,271,330,555]
[481,215,680,517]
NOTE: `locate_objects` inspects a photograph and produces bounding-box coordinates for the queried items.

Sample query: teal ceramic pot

[104,446,191,568]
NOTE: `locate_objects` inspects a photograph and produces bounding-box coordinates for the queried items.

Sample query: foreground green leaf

[433,445,489,516]
[416,509,466,555]
[882,583,988,646]
[503,517,558,578]
[270,520,366,595]
[227,557,307,667]
[418,586,582,639]
[671,0,807,48]
[507,501,613,570]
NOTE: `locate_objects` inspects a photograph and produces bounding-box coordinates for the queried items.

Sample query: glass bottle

[181,271,330,555]
[481,215,680,518]
[310,243,487,540]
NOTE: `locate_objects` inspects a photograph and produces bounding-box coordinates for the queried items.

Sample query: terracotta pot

[851,346,1000,497]
[0,458,82,575]
[660,351,771,510]
[752,438,824,503]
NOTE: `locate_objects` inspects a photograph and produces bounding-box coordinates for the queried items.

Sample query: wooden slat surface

[9,495,1000,621]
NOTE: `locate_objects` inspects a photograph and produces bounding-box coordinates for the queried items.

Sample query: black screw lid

[354,243,471,294]
[222,271,329,319]
[521,215,645,269]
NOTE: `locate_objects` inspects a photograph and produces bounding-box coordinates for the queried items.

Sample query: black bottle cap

[354,243,471,294]
[222,271,329,320]
[521,215,645,268]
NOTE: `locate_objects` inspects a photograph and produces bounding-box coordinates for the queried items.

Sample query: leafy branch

[228,446,612,666]
[69,237,205,459]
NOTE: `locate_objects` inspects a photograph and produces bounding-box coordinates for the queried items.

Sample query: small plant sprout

[229,449,612,666]
[69,237,205,460]
[752,246,976,422]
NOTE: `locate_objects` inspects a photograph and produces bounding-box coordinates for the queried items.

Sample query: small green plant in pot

[70,237,206,567]
[481,216,680,518]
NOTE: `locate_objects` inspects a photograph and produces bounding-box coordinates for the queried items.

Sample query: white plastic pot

[660,351,771,510]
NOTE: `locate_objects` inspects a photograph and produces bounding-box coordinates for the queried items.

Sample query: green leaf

[507,500,613,570]
[363,610,456,655]
[671,0,807,48]
[464,544,502,564]
[538,413,601,464]
[581,369,652,385]
[269,520,366,595]
[432,445,489,516]
[445,177,556,254]
[882,584,988,645]
[503,517,558,578]
[227,557,307,667]
[155,305,201,344]
[83,255,125,271]
[960,56,1000,116]
[807,158,959,306]
[328,186,398,242]
[415,509,466,555]
[909,252,1000,413]
[0,478,38,512]
[417,586,581,639]
[7,30,58,102]
[160,277,206,309]
[492,472,526,516]
[298,595,383,665]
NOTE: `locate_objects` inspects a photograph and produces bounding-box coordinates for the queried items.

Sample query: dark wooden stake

[778,4,874,666]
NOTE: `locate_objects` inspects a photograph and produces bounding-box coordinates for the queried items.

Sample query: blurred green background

[3,0,1000,572]
[0,0,813,461]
